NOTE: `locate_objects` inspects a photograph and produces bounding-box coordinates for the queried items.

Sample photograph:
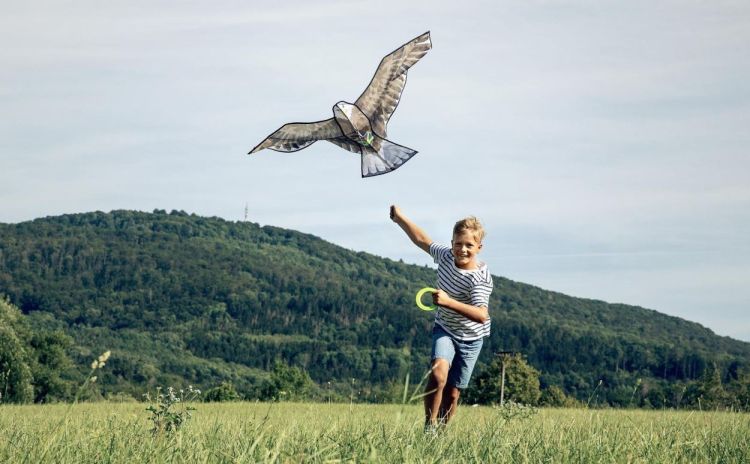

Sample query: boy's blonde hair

[453,216,485,243]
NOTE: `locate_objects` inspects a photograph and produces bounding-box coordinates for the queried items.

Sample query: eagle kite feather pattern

[248,31,432,178]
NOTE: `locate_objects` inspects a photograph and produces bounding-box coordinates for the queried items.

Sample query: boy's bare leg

[438,385,461,425]
[424,358,449,426]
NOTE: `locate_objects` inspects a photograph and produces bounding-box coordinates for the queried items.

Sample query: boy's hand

[432,289,453,307]
[390,205,402,222]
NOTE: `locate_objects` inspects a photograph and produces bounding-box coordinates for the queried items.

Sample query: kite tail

[361,138,417,178]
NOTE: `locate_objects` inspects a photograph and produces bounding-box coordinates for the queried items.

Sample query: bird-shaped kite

[248,31,432,178]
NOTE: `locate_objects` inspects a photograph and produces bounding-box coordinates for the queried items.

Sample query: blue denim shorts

[431,324,484,389]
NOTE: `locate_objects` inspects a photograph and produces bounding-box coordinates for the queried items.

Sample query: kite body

[249,31,432,178]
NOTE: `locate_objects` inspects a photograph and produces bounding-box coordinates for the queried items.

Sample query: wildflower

[145,384,198,436]
[91,351,112,369]
[187,385,201,395]
[90,376,97,383]
[98,351,111,363]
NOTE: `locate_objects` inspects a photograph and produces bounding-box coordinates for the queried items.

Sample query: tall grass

[1,402,748,463]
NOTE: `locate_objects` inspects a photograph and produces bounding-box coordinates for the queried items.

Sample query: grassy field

[1,401,748,463]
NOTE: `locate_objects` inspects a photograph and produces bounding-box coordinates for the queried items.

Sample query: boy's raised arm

[390,205,432,254]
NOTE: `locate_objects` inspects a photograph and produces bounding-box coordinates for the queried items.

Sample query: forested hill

[1,210,748,405]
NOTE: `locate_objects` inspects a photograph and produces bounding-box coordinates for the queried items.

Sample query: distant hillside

[1,210,748,404]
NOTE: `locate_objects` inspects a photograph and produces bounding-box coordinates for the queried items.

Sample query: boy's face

[451,229,482,270]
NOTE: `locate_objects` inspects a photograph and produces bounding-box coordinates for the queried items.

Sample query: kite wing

[248,118,343,154]
[354,31,431,138]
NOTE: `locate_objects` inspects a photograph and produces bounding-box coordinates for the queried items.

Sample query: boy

[390,205,493,430]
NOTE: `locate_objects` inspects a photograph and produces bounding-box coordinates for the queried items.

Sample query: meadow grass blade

[401,372,410,404]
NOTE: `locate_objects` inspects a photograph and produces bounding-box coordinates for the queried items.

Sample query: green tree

[682,363,731,410]
[0,298,34,403]
[465,354,541,405]
[699,363,731,409]
[28,330,74,403]
[726,368,750,411]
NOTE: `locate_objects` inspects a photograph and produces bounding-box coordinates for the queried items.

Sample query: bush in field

[144,386,201,435]
[203,381,241,402]
[259,361,316,401]
[539,385,578,407]
[495,399,539,421]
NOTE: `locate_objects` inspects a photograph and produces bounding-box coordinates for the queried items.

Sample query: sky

[2,1,749,341]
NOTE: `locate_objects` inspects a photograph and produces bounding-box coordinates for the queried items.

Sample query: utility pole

[494,351,518,406]
[244,203,249,222]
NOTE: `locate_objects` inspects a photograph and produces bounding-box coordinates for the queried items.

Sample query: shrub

[144,386,201,435]
[203,382,241,402]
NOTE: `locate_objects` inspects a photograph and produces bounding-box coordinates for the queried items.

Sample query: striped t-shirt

[429,242,493,341]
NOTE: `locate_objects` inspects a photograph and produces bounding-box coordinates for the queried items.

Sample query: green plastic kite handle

[415,287,438,311]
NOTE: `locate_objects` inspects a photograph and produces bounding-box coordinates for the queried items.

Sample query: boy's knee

[432,371,448,388]
[430,359,450,387]
[445,386,461,402]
